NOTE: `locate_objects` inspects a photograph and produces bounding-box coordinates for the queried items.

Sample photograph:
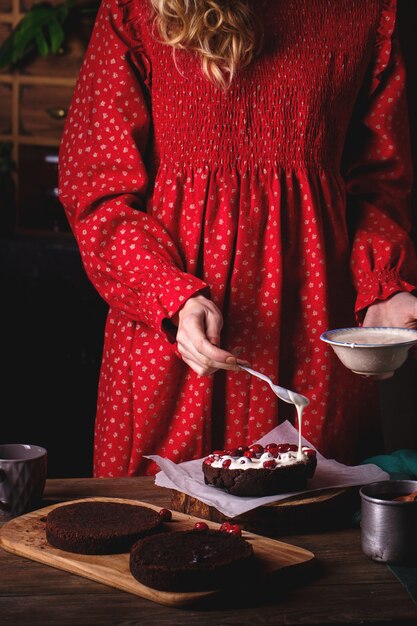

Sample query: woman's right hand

[173,294,243,376]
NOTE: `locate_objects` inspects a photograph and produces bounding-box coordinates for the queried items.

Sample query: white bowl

[320,327,417,376]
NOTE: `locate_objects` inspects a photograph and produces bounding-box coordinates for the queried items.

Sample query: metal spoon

[393,489,417,502]
[239,364,309,407]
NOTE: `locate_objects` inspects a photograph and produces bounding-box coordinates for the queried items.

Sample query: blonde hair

[150,0,262,89]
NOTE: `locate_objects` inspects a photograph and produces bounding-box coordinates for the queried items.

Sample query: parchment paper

[147,421,388,518]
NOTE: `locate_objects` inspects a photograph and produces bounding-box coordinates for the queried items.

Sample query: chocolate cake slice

[202,443,317,496]
[129,529,255,591]
[46,501,163,554]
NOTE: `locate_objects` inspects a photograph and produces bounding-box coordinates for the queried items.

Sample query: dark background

[0,237,106,477]
[0,1,416,478]
[377,0,417,455]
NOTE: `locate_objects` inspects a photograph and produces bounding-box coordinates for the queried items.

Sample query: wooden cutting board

[0,497,314,608]
[171,487,360,536]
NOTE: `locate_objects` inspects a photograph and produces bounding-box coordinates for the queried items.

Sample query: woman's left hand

[362,292,417,379]
[363,292,417,328]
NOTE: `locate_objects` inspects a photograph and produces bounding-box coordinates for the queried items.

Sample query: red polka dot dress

[59,0,417,476]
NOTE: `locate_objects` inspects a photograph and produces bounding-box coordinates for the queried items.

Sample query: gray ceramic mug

[0,444,47,517]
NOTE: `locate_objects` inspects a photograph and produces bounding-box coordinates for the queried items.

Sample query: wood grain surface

[1,478,417,626]
[0,496,314,608]
[171,487,360,536]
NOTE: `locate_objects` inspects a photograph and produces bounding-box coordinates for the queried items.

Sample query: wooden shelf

[0,74,76,86]
[0,136,60,147]
[16,136,62,147]
[0,0,91,237]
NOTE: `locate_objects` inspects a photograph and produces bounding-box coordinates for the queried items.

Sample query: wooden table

[0,477,416,625]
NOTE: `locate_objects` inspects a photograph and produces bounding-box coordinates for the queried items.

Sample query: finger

[236,358,252,366]
[181,356,217,376]
[179,347,219,375]
[178,342,239,372]
[229,347,252,366]
[184,314,237,364]
[205,309,223,347]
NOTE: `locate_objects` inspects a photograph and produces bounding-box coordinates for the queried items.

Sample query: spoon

[393,490,417,502]
[238,364,309,407]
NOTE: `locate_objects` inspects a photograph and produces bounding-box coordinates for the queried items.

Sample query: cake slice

[129,529,255,591]
[202,443,317,496]
[46,501,164,554]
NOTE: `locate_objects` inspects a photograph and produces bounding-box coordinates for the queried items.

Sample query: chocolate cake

[202,443,317,497]
[46,501,164,554]
[129,529,255,591]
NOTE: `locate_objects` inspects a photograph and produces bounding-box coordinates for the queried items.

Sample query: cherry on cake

[45,501,164,554]
[129,528,254,591]
[202,443,317,497]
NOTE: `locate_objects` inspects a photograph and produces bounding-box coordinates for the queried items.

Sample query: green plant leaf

[0,0,79,67]
[0,32,15,68]
[48,18,65,55]
[13,7,54,53]
[35,30,49,57]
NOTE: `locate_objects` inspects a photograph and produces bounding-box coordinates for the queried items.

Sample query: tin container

[360,480,417,564]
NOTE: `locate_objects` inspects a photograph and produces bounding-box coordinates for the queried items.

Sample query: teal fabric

[351,448,417,526]
[388,565,417,605]
[360,449,417,605]
[360,449,417,481]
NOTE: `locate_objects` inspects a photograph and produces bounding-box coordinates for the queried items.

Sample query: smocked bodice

[129,0,382,169]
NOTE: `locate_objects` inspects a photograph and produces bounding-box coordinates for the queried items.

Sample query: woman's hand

[173,294,244,376]
[363,292,417,329]
[362,291,417,379]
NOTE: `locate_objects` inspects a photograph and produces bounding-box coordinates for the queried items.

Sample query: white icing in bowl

[320,327,417,376]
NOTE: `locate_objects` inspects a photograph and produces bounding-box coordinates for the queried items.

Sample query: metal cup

[360,480,417,564]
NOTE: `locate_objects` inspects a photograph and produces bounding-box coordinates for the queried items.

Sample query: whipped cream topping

[204,378,312,471]
[205,445,314,470]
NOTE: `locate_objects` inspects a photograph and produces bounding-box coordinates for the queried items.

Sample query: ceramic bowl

[360,480,417,564]
[320,327,417,376]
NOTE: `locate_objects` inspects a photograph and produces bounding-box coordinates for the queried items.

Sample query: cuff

[354,269,417,322]
[140,260,210,341]
[161,285,211,345]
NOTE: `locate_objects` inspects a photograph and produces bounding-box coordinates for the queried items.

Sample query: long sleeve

[58,0,208,335]
[342,0,417,318]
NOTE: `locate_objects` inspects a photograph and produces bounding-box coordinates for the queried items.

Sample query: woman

[59,0,417,477]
